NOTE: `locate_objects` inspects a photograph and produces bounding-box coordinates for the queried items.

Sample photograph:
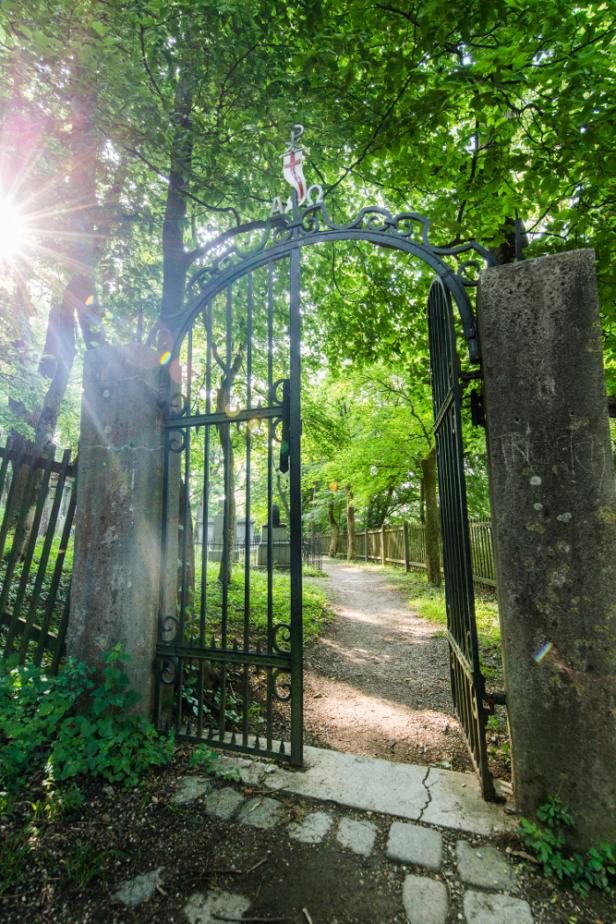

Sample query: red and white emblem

[283,146,307,204]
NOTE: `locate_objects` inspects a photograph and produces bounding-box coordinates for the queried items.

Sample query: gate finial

[270,125,323,217]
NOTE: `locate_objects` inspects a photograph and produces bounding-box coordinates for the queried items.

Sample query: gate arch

[155,200,498,801]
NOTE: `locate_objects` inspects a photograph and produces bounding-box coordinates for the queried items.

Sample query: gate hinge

[470,389,486,428]
[483,690,507,715]
[459,370,482,385]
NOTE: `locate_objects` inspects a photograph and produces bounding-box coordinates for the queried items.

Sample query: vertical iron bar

[50,588,71,674]
[266,262,274,748]
[289,245,303,766]
[35,480,77,666]
[21,450,71,663]
[0,444,28,564]
[219,284,233,743]
[0,460,40,650]
[7,451,57,657]
[243,274,253,746]
[155,395,172,730]
[427,277,495,801]
[176,329,192,733]
[0,440,12,506]
[198,302,212,737]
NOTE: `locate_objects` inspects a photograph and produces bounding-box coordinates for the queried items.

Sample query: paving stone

[113,867,163,907]
[336,817,378,857]
[204,787,245,821]
[171,775,212,805]
[386,821,443,870]
[265,746,511,835]
[456,841,516,891]
[463,890,534,924]
[402,874,448,924]
[238,796,283,829]
[288,810,333,844]
[422,769,510,836]
[184,890,251,924]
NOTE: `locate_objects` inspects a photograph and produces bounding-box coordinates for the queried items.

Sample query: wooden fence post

[380,524,386,566]
[365,530,369,562]
[403,521,410,572]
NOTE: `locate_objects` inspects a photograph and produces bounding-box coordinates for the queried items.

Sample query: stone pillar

[478,249,616,847]
[68,346,164,717]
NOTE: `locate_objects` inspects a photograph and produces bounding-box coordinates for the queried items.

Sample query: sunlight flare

[0,199,27,262]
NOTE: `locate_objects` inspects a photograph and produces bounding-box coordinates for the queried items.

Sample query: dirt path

[304,559,473,772]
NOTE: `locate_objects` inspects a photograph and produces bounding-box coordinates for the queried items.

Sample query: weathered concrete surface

[205,787,245,821]
[288,810,333,844]
[263,746,511,836]
[403,875,448,924]
[68,346,164,715]
[237,796,283,829]
[113,867,164,907]
[386,821,443,870]
[184,891,251,924]
[171,776,212,805]
[456,841,516,892]
[463,890,533,924]
[478,250,616,847]
[336,817,378,856]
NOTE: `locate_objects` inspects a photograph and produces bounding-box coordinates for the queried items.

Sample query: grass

[185,563,331,647]
[374,566,501,658]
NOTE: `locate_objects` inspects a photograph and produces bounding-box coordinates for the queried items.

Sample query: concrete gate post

[68,346,165,717]
[477,250,616,847]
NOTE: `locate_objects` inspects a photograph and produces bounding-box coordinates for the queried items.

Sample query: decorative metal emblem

[270,124,323,217]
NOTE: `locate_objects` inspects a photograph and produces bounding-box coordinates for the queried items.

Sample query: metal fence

[318,520,496,590]
[195,535,322,572]
[0,440,77,668]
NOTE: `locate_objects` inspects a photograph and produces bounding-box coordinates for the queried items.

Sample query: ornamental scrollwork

[272,622,291,656]
[168,430,187,454]
[169,392,189,417]
[272,668,292,702]
[160,614,179,643]
[184,199,494,303]
[159,656,179,686]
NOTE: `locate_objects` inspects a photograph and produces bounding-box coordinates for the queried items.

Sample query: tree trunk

[328,498,339,558]
[346,487,356,561]
[160,66,193,321]
[421,446,441,586]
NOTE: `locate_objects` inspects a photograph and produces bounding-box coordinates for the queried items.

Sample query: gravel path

[304,559,473,772]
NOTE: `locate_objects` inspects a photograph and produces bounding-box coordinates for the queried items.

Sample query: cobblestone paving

[115,753,535,923]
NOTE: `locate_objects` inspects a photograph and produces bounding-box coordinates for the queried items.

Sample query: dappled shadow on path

[303,559,473,772]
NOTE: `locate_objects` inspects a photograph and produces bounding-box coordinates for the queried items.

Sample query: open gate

[154,197,498,798]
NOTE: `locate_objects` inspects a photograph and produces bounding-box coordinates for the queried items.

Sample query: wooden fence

[318,520,496,590]
[0,440,77,669]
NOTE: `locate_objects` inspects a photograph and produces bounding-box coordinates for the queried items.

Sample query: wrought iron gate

[154,198,497,797]
[427,279,496,801]
[155,251,304,764]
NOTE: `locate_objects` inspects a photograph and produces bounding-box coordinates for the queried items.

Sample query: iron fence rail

[0,440,76,669]
[318,520,496,590]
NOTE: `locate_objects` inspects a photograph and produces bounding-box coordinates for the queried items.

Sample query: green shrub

[518,796,616,897]
[0,647,174,802]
